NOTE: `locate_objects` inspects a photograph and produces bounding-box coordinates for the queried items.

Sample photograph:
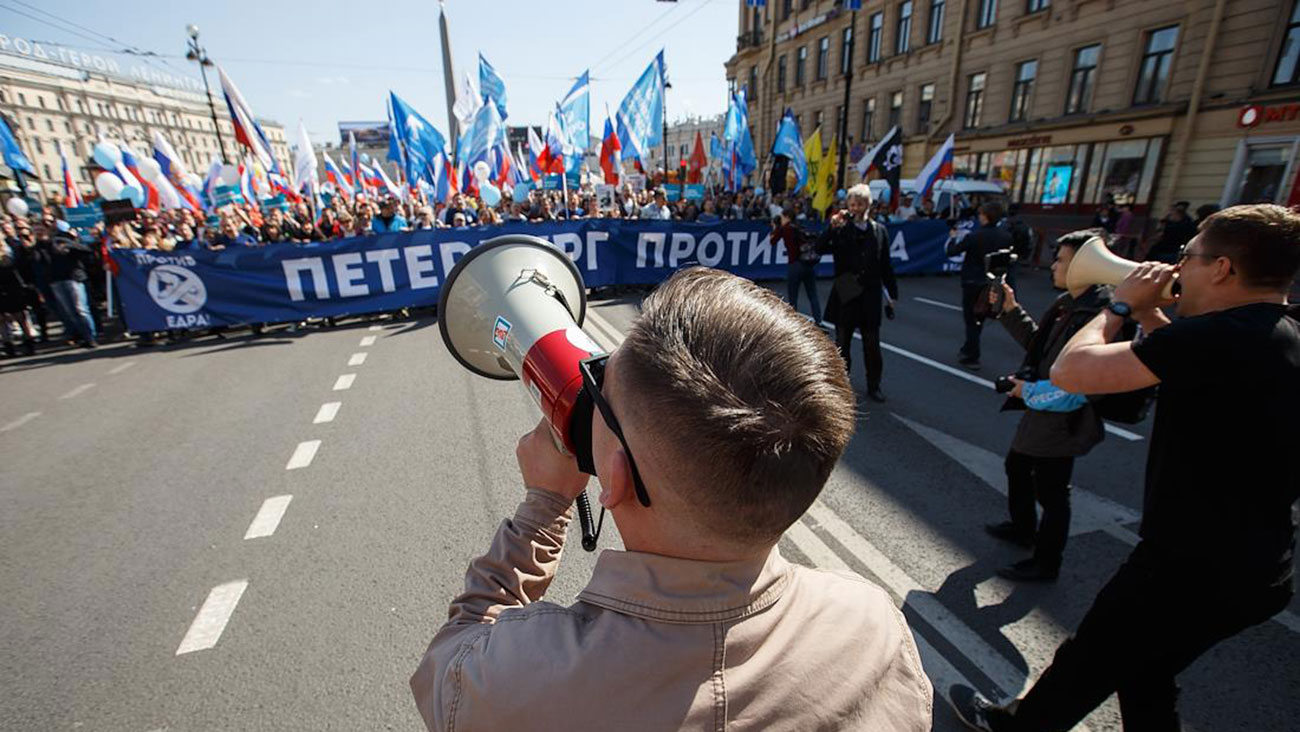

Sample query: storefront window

[987,149,1027,197]
[1092,139,1151,205]
[1024,145,1081,204]
[1233,145,1292,204]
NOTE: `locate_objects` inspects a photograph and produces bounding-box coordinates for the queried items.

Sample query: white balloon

[5,197,29,217]
[95,172,125,200]
[136,157,163,183]
[472,160,491,182]
[183,173,203,188]
[220,164,241,186]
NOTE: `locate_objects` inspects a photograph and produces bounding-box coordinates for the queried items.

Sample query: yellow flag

[814,135,838,213]
[803,126,823,202]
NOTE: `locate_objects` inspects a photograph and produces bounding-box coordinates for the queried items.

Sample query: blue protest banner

[684,184,705,201]
[109,219,959,332]
[666,187,682,202]
[65,204,103,229]
[212,184,243,207]
[260,194,288,211]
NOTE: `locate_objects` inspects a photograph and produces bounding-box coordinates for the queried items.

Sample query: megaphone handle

[548,429,600,552]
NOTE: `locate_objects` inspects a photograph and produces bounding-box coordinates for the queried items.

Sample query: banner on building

[109,219,960,332]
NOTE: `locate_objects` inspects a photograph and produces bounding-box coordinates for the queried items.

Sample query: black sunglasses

[579,354,651,508]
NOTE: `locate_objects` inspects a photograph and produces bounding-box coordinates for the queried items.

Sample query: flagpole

[836,7,858,191]
[438,1,460,156]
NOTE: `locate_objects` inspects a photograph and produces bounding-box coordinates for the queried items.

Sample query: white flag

[452,71,482,130]
[293,120,318,194]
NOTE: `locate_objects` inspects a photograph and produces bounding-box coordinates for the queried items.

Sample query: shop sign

[776,12,833,42]
[1238,104,1300,128]
[1008,134,1052,149]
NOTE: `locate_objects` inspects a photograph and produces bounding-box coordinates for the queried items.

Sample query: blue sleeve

[1022,380,1088,412]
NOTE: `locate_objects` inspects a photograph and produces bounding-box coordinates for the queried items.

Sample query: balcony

[737,30,764,51]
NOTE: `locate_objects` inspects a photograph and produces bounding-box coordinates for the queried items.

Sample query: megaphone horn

[1066,236,1177,300]
[438,234,605,550]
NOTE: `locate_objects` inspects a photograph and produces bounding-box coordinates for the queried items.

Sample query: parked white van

[867,178,1010,217]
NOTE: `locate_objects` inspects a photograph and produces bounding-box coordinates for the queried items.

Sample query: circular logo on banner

[1238,105,1262,128]
[147,264,207,314]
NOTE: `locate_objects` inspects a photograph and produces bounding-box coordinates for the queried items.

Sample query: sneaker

[996,557,1059,583]
[867,388,887,403]
[959,357,982,371]
[948,684,1012,731]
[984,521,1034,549]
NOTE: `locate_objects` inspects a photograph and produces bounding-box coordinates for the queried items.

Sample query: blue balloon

[123,184,145,208]
[92,141,121,170]
[480,183,502,207]
[360,153,371,164]
[512,183,531,203]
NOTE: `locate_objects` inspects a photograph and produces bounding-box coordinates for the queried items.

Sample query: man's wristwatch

[1107,301,1133,319]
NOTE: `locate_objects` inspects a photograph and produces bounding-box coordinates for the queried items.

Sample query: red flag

[687,130,707,184]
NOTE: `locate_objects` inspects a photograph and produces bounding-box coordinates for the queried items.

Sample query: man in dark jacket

[40,223,98,348]
[983,229,1112,581]
[947,202,1012,369]
[817,183,898,402]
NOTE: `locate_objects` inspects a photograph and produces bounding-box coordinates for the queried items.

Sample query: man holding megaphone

[951,204,1300,731]
[414,261,932,731]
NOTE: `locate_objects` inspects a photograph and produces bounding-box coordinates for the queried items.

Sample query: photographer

[817,183,898,403]
[947,203,1012,370]
[952,204,1300,731]
[983,230,1114,582]
[773,208,823,326]
[411,268,931,730]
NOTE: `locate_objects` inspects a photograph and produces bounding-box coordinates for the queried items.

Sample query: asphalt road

[1,265,1296,731]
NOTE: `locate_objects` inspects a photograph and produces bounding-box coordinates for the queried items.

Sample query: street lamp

[185,24,229,164]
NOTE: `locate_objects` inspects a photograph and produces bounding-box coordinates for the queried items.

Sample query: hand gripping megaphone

[1066,236,1178,300]
[438,234,605,550]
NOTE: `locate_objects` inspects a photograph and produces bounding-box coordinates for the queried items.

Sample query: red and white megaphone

[438,234,605,549]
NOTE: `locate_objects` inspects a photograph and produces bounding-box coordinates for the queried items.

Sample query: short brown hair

[1198,204,1300,290]
[618,268,855,545]
[980,202,1004,224]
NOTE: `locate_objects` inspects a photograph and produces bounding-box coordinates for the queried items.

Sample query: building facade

[0,38,289,204]
[727,0,1300,233]
[650,114,726,175]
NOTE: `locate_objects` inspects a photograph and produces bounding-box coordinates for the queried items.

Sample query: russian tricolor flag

[219,66,279,174]
[58,141,82,208]
[322,152,354,197]
[915,133,954,200]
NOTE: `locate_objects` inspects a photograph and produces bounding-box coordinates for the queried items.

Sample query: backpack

[1089,318,1156,424]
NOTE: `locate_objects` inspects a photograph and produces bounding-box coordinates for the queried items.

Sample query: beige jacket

[411,490,932,731]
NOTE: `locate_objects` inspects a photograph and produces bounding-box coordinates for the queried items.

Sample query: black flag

[861,125,903,211]
[769,155,789,195]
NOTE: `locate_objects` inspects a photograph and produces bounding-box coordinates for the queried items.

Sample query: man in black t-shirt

[951,203,1300,731]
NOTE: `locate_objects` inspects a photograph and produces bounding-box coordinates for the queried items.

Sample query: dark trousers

[836,316,883,391]
[1009,550,1292,731]
[960,284,985,360]
[1005,450,1074,569]
[787,262,822,323]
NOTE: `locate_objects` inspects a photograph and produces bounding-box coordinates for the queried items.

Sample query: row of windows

[771,24,1179,141]
[0,87,234,135]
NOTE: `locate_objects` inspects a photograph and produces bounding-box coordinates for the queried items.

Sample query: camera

[994,367,1037,394]
[984,248,1018,278]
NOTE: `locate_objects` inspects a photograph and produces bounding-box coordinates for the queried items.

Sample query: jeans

[1007,549,1292,731]
[960,284,986,360]
[1004,450,1074,569]
[50,279,96,344]
[786,262,822,323]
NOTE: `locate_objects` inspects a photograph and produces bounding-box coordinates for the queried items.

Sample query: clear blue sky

[1,0,737,145]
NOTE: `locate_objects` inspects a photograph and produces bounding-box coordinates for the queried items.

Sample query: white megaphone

[439,234,606,550]
[1066,236,1178,300]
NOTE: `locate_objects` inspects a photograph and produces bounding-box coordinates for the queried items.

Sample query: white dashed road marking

[244,496,293,540]
[58,383,95,400]
[368,325,383,331]
[107,361,136,375]
[313,402,341,424]
[333,374,356,391]
[176,580,248,655]
[1,412,41,432]
[348,352,368,366]
[359,335,377,347]
[285,440,321,470]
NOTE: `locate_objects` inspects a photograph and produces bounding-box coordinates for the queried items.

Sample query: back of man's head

[1198,204,1300,291]
[980,202,1004,225]
[617,268,855,547]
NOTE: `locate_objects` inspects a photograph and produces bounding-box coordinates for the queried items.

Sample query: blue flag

[709,131,723,161]
[0,113,35,176]
[557,71,590,174]
[771,109,807,192]
[389,92,448,187]
[457,101,506,168]
[724,90,757,184]
[615,51,665,163]
[479,53,508,120]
